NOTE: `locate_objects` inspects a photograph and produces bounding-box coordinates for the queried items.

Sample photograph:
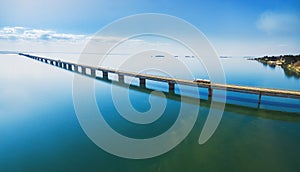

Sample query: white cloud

[256,11,300,34]
[0,26,234,56]
[0,26,87,41]
[0,27,150,45]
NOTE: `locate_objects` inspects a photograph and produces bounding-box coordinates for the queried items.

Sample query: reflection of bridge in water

[19,53,300,110]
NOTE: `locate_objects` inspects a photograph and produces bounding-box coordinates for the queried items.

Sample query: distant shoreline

[250,54,300,77]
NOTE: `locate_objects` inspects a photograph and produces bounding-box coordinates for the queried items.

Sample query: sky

[0,0,300,56]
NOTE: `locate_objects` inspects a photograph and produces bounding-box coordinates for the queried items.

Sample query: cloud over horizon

[0,26,87,41]
[0,26,184,55]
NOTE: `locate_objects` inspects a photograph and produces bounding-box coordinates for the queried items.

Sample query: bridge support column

[258,92,262,108]
[103,71,108,80]
[208,86,213,97]
[50,60,54,65]
[118,74,124,83]
[169,82,175,93]
[74,65,78,72]
[140,78,146,87]
[68,64,73,70]
[81,67,86,74]
[91,69,96,77]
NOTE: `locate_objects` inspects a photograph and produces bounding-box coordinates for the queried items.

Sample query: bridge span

[19,53,300,107]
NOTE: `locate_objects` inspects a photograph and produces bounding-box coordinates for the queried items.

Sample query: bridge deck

[19,53,300,101]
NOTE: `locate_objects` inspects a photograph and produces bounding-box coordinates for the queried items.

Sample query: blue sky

[0,0,300,56]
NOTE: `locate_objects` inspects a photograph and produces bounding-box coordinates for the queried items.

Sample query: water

[0,54,299,171]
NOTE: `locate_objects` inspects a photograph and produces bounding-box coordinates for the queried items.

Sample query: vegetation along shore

[250,55,300,78]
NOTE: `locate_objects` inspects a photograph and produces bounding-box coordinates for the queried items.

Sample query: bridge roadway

[19,53,300,106]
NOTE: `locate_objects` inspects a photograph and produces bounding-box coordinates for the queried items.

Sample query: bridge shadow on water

[76,72,300,123]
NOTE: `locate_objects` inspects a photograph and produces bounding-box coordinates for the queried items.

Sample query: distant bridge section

[19,53,300,107]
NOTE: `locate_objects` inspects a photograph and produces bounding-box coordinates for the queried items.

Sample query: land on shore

[250,54,300,78]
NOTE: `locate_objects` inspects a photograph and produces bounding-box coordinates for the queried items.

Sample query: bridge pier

[103,71,108,80]
[140,78,146,87]
[65,63,68,69]
[81,66,86,74]
[91,68,96,77]
[66,63,72,70]
[169,82,175,93]
[67,64,73,71]
[74,65,78,72]
[62,63,67,69]
[118,74,124,83]
[208,86,213,97]
[258,92,262,108]
[50,60,54,65]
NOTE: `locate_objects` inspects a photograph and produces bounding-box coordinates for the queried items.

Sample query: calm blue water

[0,54,299,171]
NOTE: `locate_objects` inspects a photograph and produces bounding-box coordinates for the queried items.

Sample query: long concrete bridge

[19,53,300,107]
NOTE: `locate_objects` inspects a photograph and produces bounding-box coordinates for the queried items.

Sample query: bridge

[19,53,300,107]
